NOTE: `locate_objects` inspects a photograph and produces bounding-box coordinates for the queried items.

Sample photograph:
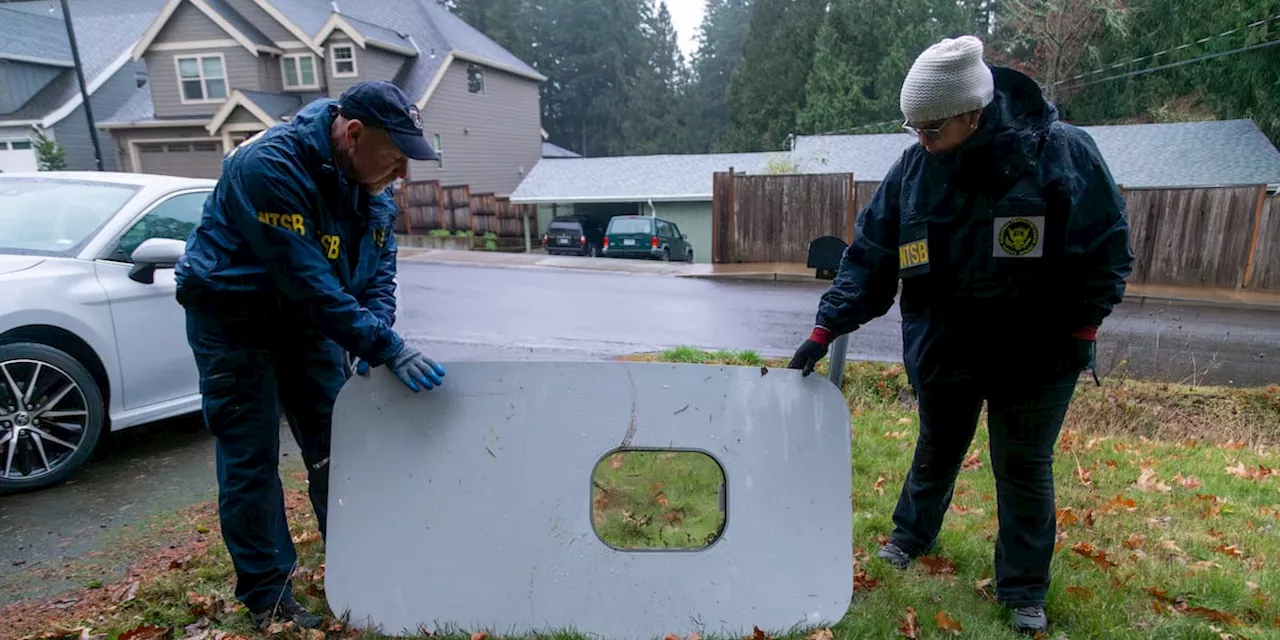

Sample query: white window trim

[174,53,228,105]
[282,53,321,90]
[329,43,357,78]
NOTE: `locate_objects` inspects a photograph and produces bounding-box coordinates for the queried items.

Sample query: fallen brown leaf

[962,450,983,471]
[1067,585,1094,599]
[898,607,920,639]
[749,626,771,640]
[1135,467,1172,492]
[875,474,885,495]
[1225,440,1248,451]
[973,577,996,602]
[116,580,140,604]
[654,492,669,508]
[1058,507,1079,527]
[919,556,957,575]
[1076,463,1093,486]
[1159,539,1186,557]
[1173,473,1204,490]
[118,626,170,640]
[934,611,962,635]
[470,632,489,640]
[1184,606,1241,626]
[1215,544,1245,559]
[1104,494,1137,512]
[1124,532,1147,549]
[1071,542,1118,571]
[854,566,879,592]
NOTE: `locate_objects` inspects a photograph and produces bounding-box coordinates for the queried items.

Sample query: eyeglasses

[902,116,953,140]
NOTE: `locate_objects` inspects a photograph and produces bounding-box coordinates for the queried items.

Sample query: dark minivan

[542,216,605,257]
[602,215,693,262]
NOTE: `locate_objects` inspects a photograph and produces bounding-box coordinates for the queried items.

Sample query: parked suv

[602,215,694,262]
[542,216,605,257]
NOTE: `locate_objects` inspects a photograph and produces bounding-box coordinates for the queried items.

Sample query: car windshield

[609,218,652,234]
[0,178,141,256]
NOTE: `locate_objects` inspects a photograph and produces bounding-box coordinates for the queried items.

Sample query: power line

[1051,13,1280,86]
[1058,36,1280,92]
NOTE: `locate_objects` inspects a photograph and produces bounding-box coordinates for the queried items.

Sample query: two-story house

[95,0,546,196]
[0,0,163,173]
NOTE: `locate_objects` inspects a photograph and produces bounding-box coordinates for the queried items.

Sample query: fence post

[523,205,532,253]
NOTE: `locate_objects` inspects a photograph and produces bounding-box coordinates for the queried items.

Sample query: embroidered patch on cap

[409,104,423,130]
[994,216,1043,258]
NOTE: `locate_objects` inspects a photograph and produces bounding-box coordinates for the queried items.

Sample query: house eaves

[313,13,418,57]
[132,0,282,60]
[415,51,547,109]
[249,0,322,55]
[206,90,277,133]
[42,48,137,129]
[0,53,74,68]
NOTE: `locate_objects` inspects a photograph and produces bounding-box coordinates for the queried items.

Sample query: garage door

[136,141,223,179]
[0,139,38,173]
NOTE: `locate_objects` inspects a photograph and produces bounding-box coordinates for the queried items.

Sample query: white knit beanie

[899,35,995,124]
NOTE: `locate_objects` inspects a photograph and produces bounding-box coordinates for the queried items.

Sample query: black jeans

[887,369,1079,608]
[181,294,348,613]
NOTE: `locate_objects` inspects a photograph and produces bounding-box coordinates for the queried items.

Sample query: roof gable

[132,0,282,59]
[0,7,74,68]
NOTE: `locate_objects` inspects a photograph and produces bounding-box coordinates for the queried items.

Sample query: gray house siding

[146,46,262,118]
[226,107,263,124]
[0,61,62,114]
[153,1,231,43]
[111,125,219,172]
[50,61,149,171]
[323,35,407,98]
[414,61,541,196]
[254,53,285,93]
[222,0,294,43]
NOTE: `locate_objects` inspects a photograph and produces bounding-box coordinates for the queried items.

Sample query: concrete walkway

[397,249,1280,311]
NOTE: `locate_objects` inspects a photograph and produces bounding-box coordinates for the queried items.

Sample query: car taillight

[651,236,659,248]
[580,235,586,245]
[603,237,609,248]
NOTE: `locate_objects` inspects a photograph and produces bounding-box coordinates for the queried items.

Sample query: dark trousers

[182,297,348,613]
[888,369,1079,608]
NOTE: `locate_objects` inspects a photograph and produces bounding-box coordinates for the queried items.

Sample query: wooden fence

[713,170,1279,291]
[393,178,535,250]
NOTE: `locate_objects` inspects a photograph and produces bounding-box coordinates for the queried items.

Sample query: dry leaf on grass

[118,626,170,640]
[470,632,489,640]
[934,611,963,635]
[973,577,996,602]
[1104,494,1137,512]
[1071,542,1118,571]
[1124,532,1147,549]
[1135,467,1172,492]
[749,626,772,640]
[1215,544,1245,559]
[1076,463,1093,486]
[962,450,983,471]
[885,430,910,440]
[1058,507,1079,527]
[897,607,920,639]
[854,566,879,592]
[1067,585,1095,599]
[1173,473,1204,490]
[919,556,957,575]
[875,474,886,495]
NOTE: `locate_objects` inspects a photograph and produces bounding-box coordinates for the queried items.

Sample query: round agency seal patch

[998,217,1040,256]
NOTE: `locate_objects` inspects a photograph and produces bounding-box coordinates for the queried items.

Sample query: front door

[94,190,209,412]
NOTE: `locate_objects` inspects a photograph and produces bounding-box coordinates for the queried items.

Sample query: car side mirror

[681,233,688,240]
[129,238,186,284]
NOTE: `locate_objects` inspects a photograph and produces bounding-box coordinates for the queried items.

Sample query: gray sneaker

[876,541,912,570]
[1012,605,1047,635]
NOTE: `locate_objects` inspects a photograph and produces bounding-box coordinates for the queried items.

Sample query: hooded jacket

[175,98,404,367]
[815,66,1134,386]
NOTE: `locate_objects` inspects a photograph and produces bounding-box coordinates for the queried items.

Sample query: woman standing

[788,35,1133,636]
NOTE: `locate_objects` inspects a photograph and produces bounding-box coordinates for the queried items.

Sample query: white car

[1,172,405,493]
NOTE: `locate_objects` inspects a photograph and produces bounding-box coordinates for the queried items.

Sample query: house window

[282,53,319,89]
[10,141,32,150]
[135,71,148,88]
[467,64,484,94]
[176,54,226,103]
[331,44,357,77]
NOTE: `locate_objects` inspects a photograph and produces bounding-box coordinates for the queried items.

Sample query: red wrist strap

[809,326,834,346]
[1071,326,1098,341]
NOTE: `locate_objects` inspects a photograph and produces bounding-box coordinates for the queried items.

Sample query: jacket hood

[931,66,1058,186]
[290,97,341,166]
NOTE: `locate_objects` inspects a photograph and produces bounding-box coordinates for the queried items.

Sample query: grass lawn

[7,349,1279,640]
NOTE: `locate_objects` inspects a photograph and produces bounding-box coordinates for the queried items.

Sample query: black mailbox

[806,236,847,281]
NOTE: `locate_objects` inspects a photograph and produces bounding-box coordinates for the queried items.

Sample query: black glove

[383,344,446,392]
[788,326,834,376]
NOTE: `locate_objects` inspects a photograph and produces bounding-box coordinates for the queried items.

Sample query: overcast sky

[666,0,706,58]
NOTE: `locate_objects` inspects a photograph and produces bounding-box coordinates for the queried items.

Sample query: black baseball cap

[337,81,438,161]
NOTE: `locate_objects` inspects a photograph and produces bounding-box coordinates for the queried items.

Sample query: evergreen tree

[723,0,827,152]
[686,0,754,152]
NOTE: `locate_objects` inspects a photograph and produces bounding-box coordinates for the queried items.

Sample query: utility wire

[1058,36,1280,92]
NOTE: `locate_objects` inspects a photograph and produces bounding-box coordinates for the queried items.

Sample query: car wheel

[661,247,670,261]
[686,249,694,263]
[0,342,105,494]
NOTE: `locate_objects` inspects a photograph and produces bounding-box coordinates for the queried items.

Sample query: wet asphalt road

[1,260,1277,606]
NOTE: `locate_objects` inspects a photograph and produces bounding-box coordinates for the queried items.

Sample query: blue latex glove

[381,344,446,392]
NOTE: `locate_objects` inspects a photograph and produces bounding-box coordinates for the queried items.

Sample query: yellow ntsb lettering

[898,239,929,269]
[257,212,306,236]
[320,234,341,260]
